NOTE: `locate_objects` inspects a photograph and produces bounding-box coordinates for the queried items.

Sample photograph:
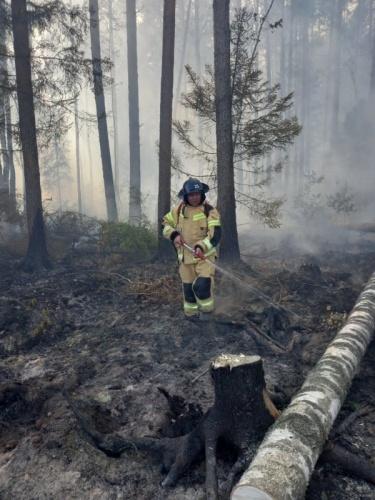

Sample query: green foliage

[40,140,72,209]
[173,7,301,228]
[293,171,325,220]
[327,184,356,215]
[100,222,157,260]
[44,211,157,261]
[46,211,101,241]
[294,174,356,222]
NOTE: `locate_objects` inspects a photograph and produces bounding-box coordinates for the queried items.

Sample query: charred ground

[0,238,374,500]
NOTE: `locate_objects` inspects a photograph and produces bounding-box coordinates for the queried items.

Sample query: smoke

[17,0,373,249]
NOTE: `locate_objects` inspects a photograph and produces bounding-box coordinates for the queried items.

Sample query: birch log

[231,271,375,500]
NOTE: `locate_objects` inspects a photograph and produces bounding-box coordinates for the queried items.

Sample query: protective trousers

[179,259,215,316]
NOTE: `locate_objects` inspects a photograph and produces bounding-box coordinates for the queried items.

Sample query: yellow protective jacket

[162,202,221,264]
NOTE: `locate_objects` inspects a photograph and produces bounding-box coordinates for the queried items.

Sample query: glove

[173,234,184,248]
[194,246,205,259]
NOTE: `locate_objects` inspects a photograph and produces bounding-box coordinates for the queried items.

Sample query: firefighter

[162,178,221,320]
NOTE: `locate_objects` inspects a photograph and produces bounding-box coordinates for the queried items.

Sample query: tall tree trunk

[370,1,375,97]
[330,0,345,148]
[279,0,286,94]
[350,0,366,101]
[194,0,203,176]
[213,0,240,263]
[108,0,120,202]
[369,0,374,58]
[89,0,118,222]
[193,0,201,77]
[174,0,192,116]
[84,88,94,214]
[11,0,50,270]
[265,23,272,173]
[232,271,375,500]
[286,0,295,98]
[4,58,16,209]
[157,0,176,257]
[126,0,141,224]
[323,0,335,148]
[0,6,9,203]
[252,0,261,193]
[0,98,8,196]
[279,0,287,189]
[299,11,310,177]
[74,99,82,214]
[54,139,62,214]
[291,1,300,195]
[265,25,272,86]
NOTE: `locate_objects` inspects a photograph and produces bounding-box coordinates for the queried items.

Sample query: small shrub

[100,222,157,261]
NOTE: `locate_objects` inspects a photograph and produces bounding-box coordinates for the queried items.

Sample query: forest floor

[0,234,374,500]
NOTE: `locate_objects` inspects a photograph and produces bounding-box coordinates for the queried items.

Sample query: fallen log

[320,441,375,485]
[231,271,375,500]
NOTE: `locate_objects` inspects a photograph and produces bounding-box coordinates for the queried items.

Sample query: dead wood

[318,404,375,485]
[245,323,287,353]
[67,354,277,500]
[332,404,373,438]
[320,442,375,485]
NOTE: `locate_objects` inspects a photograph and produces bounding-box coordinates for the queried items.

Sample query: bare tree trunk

[89,0,118,222]
[284,0,295,194]
[370,1,375,97]
[193,0,201,76]
[174,0,192,116]
[299,11,310,176]
[84,88,94,214]
[108,0,120,202]
[279,0,286,94]
[265,25,272,85]
[0,9,9,203]
[350,0,366,101]
[194,0,203,176]
[54,139,62,215]
[279,0,287,189]
[232,271,375,500]
[265,23,272,173]
[286,0,295,97]
[11,0,50,270]
[291,4,300,195]
[4,64,16,209]
[213,0,240,263]
[0,98,8,196]
[369,0,374,61]
[74,99,82,214]
[157,0,176,257]
[330,0,345,148]
[126,0,141,224]
[323,0,335,149]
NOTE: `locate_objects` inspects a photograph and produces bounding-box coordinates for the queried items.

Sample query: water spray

[183,242,302,321]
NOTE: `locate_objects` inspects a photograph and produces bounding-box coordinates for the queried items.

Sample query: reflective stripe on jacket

[162,203,221,264]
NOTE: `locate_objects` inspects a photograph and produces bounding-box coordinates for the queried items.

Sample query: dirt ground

[0,240,374,500]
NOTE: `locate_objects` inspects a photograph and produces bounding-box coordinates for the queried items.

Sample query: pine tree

[11,0,50,270]
[89,0,118,222]
[174,7,301,229]
[157,0,176,257]
[126,0,142,224]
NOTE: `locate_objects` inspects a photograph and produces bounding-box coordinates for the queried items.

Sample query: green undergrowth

[100,221,157,261]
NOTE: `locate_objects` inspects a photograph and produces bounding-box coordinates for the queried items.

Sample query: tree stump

[68,354,279,500]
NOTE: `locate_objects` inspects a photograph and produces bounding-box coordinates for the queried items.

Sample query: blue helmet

[178,178,209,203]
